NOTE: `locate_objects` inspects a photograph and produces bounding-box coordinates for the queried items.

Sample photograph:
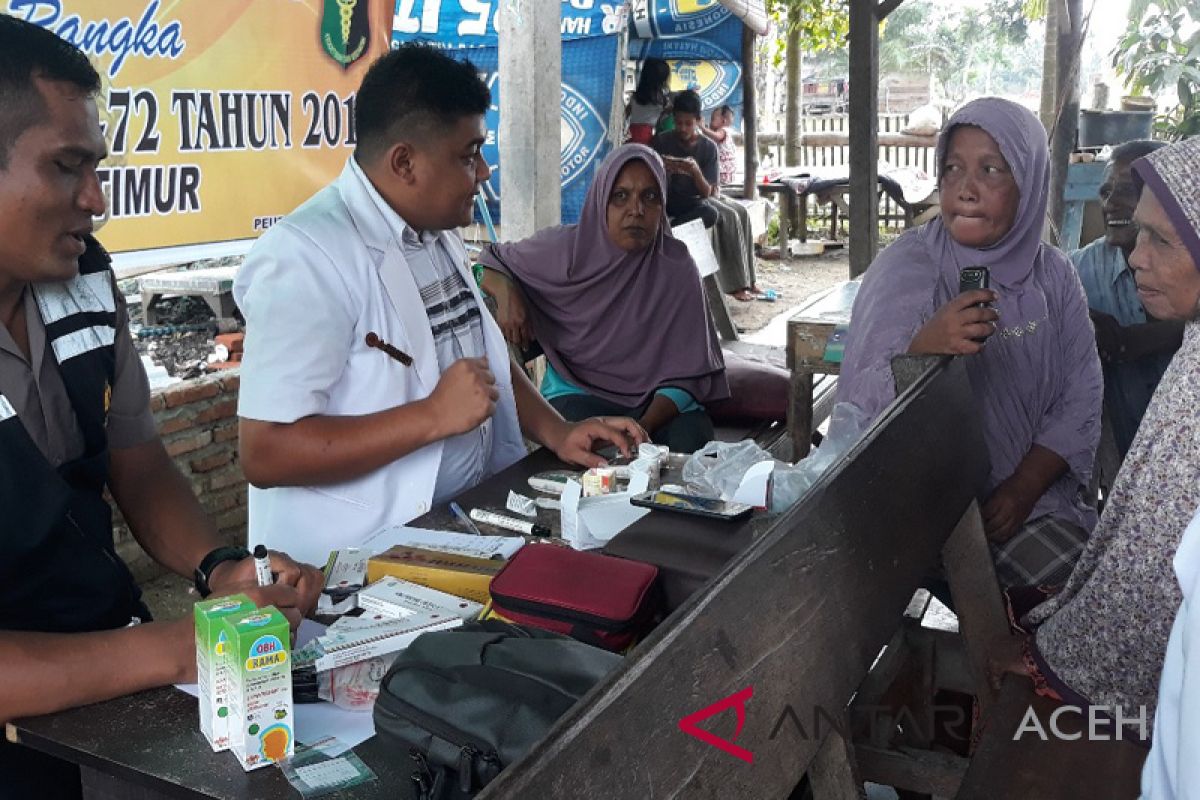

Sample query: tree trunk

[784,21,801,230]
[741,25,759,200]
[1048,0,1082,242]
[1039,0,1059,131]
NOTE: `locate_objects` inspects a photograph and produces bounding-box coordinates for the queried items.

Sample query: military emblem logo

[321,0,370,67]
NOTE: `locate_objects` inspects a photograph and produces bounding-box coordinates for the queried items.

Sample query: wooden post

[497,0,561,239]
[848,0,880,278]
[741,24,758,201]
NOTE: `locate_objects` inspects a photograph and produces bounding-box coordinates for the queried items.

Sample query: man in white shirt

[1142,507,1200,799]
[235,44,646,565]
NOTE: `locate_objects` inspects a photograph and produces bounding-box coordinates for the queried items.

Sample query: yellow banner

[4,0,394,260]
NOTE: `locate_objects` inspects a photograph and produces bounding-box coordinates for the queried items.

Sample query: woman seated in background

[626,58,671,145]
[833,96,1102,589]
[652,90,761,302]
[477,144,729,453]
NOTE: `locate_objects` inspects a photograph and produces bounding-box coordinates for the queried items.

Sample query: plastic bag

[316,652,399,711]
[770,401,871,512]
[682,440,773,500]
[682,401,872,514]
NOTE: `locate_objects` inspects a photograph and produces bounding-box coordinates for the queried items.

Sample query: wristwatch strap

[194,546,251,598]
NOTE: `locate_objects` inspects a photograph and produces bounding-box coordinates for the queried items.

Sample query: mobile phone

[630,490,754,521]
[959,266,990,297]
[960,266,992,343]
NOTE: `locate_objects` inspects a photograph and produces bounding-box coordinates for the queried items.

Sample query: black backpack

[373,620,623,798]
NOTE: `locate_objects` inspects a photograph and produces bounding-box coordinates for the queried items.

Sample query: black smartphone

[959,266,990,297]
[960,266,992,343]
[630,490,754,521]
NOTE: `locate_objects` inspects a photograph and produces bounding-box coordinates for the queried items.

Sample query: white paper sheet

[360,525,524,560]
[560,475,651,550]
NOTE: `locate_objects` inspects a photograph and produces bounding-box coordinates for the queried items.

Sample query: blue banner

[392,1,623,224]
[392,0,624,47]
[470,36,617,223]
[630,0,731,39]
[628,4,744,120]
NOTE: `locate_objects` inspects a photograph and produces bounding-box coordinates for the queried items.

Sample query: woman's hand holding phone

[908,290,1000,356]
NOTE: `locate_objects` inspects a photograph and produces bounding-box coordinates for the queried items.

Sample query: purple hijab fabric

[833,98,1102,531]
[478,144,728,408]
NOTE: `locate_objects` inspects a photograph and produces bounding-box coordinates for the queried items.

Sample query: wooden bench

[841,382,1148,798]
[477,355,992,798]
[139,266,239,325]
[940,478,1149,799]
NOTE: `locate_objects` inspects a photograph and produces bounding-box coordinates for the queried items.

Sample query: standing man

[235,44,646,567]
[0,16,321,798]
[1071,139,1183,458]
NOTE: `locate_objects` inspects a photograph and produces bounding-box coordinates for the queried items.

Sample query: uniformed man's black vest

[0,238,148,634]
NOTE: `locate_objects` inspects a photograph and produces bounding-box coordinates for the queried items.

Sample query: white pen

[469,508,551,537]
[253,544,273,587]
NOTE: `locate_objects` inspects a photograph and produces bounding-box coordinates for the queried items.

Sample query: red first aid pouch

[487,544,660,652]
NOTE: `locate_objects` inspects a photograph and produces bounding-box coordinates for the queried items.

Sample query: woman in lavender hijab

[834,97,1102,589]
[478,144,729,452]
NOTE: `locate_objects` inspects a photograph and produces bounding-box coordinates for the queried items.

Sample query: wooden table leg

[799,193,809,243]
[789,370,815,460]
[703,274,738,342]
[779,192,792,257]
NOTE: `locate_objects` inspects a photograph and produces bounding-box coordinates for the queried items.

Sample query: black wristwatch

[194,546,251,598]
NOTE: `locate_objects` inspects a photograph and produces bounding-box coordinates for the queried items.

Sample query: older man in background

[1070,139,1183,459]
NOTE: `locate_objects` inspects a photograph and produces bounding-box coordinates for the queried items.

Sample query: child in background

[703,105,738,188]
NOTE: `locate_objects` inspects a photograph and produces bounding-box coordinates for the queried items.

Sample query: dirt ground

[727,246,854,341]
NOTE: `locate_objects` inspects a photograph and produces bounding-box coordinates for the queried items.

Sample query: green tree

[878,1,1039,105]
[1113,5,1200,139]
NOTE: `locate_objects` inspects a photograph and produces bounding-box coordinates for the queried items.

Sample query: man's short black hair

[1110,139,1167,166]
[673,90,702,119]
[0,15,101,168]
[354,43,490,161]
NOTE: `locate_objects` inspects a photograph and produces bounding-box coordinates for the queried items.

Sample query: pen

[365,331,413,366]
[449,501,483,535]
[253,544,273,587]
[469,508,551,537]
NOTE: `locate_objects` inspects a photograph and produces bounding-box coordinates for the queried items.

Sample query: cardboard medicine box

[193,594,255,751]
[366,545,504,604]
[220,606,294,771]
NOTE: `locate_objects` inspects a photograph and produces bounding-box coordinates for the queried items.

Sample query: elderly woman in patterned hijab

[1020,136,1200,737]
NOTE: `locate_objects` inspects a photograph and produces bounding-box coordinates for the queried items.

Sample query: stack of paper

[308,614,462,672]
[361,525,525,560]
[356,577,482,622]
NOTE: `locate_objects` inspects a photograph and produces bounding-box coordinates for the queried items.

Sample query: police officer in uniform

[0,17,322,798]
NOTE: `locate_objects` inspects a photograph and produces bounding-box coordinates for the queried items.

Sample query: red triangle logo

[677,685,754,764]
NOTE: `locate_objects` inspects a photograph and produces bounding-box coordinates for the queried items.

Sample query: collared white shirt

[235,158,526,566]
[357,169,493,502]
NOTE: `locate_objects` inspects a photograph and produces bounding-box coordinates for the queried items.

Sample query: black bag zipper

[487,589,640,632]
[376,682,502,791]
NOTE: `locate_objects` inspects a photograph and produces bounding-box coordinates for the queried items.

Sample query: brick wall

[112,369,247,582]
